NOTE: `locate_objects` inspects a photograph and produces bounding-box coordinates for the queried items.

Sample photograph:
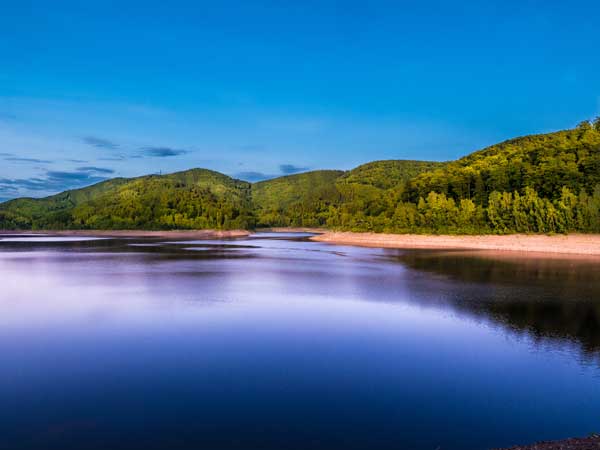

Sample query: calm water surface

[1,232,599,450]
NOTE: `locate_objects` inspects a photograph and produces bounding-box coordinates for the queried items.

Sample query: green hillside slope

[0,178,131,229]
[1,120,599,234]
[252,170,344,227]
[0,169,254,230]
[251,160,443,227]
[327,160,446,229]
[408,121,600,203]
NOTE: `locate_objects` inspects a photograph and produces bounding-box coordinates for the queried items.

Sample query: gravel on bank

[496,435,600,449]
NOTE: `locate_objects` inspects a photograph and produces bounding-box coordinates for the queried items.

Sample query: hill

[252,170,344,227]
[251,160,444,227]
[0,178,131,229]
[408,121,600,203]
[0,169,254,230]
[397,120,600,234]
[327,160,446,230]
[1,119,599,234]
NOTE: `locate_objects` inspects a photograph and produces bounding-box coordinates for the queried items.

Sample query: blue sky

[1,0,599,200]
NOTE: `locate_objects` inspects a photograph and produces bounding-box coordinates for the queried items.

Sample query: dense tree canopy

[0,169,254,230]
[1,122,599,234]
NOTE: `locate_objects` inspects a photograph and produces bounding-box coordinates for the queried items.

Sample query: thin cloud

[141,146,188,157]
[279,164,309,175]
[83,136,119,150]
[76,166,115,174]
[0,181,18,199]
[98,155,127,161]
[234,171,277,182]
[0,168,111,197]
[4,156,53,164]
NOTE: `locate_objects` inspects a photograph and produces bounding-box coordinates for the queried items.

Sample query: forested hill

[252,170,345,227]
[252,160,445,227]
[0,169,255,230]
[408,121,600,202]
[1,119,600,233]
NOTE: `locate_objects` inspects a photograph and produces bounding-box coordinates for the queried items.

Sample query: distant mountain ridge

[1,120,599,234]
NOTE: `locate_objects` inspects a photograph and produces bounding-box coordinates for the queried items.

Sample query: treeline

[1,120,599,234]
[252,161,444,228]
[252,120,600,234]
[326,186,600,234]
[408,119,600,202]
[0,169,255,231]
[71,178,254,230]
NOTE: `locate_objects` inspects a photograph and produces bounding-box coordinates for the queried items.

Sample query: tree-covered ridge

[0,169,254,230]
[71,169,254,230]
[408,121,600,203]
[0,178,131,229]
[252,170,344,227]
[368,120,600,235]
[251,161,443,227]
[338,160,444,190]
[1,120,599,234]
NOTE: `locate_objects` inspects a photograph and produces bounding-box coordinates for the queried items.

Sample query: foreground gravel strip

[496,435,600,449]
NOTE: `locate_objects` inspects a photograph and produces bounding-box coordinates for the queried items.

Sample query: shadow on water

[2,233,600,450]
[3,234,600,363]
[388,249,600,362]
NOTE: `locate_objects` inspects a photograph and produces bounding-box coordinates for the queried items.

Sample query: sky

[1,0,600,201]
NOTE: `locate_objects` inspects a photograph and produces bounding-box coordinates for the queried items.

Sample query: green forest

[1,120,600,234]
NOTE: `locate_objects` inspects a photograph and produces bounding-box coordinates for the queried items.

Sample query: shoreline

[311,231,600,256]
[0,229,250,239]
[3,228,600,256]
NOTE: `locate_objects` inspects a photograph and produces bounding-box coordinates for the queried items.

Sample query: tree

[577,120,592,130]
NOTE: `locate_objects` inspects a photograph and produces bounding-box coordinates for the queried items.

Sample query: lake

[1,232,599,450]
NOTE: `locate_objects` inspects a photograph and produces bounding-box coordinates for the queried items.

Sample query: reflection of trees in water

[393,250,600,360]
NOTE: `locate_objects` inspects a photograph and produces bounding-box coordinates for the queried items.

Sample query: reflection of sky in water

[1,233,599,450]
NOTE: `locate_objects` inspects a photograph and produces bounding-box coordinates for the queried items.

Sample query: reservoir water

[1,232,599,450]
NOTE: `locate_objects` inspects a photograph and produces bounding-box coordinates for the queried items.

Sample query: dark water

[1,232,599,450]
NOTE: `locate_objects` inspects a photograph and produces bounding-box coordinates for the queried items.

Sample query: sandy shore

[0,229,250,239]
[311,231,600,256]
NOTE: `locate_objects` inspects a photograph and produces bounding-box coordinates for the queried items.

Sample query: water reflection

[391,250,600,361]
[1,233,599,450]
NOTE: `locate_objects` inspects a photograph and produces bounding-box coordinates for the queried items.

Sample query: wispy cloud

[83,136,119,150]
[279,164,309,174]
[0,181,18,201]
[0,167,112,198]
[234,171,276,182]
[4,156,53,164]
[140,146,188,157]
[98,155,127,161]
[76,166,114,174]
[234,164,310,182]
